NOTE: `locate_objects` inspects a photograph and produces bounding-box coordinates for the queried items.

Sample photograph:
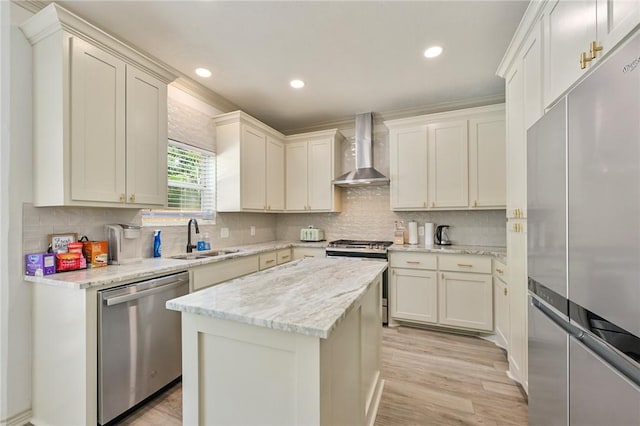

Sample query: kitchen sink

[170,249,239,260]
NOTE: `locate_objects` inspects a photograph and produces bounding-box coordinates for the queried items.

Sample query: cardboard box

[82,240,108,268]
[25,253,56,276]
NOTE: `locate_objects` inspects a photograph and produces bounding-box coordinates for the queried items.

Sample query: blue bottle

[153,230,162,258]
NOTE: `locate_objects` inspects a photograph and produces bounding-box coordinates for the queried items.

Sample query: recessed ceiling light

[195,68,212,78]
[290,79,305,89]
[424,46,443,58]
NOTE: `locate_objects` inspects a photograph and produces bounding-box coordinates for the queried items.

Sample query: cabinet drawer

[259,251,278,270]
[389,252,437,270]
[276,248,292,265]
[439,255,491,273]
[292,247,325,260]
[493,258,508,282]
[191,255,259,292]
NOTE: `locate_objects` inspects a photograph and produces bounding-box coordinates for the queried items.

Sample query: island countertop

[166,257,387,339]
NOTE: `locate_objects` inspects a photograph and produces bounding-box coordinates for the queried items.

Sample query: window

[142,139,215,226]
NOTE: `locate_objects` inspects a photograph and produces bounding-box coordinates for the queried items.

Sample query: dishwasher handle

[104,277,188,306]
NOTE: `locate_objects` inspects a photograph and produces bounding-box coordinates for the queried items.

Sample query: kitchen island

[167,257,387,426]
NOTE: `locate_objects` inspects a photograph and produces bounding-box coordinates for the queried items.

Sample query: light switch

[220,227,229,238]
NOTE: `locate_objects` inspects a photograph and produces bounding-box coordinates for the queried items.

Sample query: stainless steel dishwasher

[98,271,189,425]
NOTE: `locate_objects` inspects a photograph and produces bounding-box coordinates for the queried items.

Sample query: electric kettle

[435,225,452,245]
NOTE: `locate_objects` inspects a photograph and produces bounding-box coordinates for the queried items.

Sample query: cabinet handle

[265,259,275,264]
[303,255,314,258]
[504,287,508,296]
[423,201,427,208]
[457,263,473,267]
[129,194,135,203]
[119,194,125,203]
[431,202,436,208]
[268,205,271,210]
[580,51,593,69]
[473,200,478,207]
[495,268,504,275]
[281,255,290,260]
[441,273,445,279]
[406,260,421,264]
[590,41,603,59]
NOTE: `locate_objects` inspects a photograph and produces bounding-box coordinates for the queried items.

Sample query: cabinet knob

[119,194,125,203]
[590,41,603,59]
[495,268,504,275]
[504,287,508,296]
[129,194,135,203]
[580,51,593,70]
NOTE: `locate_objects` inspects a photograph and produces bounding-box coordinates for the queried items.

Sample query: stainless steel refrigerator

[527,30,640,425]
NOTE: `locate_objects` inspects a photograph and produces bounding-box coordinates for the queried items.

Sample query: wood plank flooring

[113,326,527,425]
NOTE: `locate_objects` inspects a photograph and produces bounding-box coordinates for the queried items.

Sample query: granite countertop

[166,257,387,339]
[389,244,507,261]
[24,240,327,290]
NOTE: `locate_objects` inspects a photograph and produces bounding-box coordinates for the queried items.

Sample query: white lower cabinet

[439,271,493,331]
[389,252,494,332]
[190,255,259,292]
[390,268,438,324]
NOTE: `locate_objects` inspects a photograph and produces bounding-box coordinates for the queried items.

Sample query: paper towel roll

[424,222,434,246]
[408,221,418,245]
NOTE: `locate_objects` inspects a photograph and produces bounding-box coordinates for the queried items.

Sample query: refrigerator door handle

[531,294,574,334]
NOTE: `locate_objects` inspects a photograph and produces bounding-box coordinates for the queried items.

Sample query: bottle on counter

[153,230,162,257]
[198,232,211,251]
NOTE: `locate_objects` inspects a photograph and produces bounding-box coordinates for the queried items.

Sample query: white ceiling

[49,0,529,132]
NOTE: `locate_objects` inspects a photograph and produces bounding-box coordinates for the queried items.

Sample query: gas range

[325,239,394,258]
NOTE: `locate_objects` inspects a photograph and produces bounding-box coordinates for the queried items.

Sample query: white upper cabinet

[215,111,285,212]
[597,0,640,53]
[284,130,343,212]
[389,126,429,209]
[20,4,175,207]
[544,0,598,106]
[428,120,469,209]
[386,104,506,211]
[469,113,506,208]
[544,0,640,108]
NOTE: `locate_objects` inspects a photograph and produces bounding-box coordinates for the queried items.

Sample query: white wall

[0,3,35,425]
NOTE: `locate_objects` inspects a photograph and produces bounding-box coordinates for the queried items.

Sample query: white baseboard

[0,409,32,426]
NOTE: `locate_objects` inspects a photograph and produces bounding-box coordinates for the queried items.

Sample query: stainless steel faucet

[186,218,200,253]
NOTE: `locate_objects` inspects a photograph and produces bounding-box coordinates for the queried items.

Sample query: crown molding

[281,93,505,135]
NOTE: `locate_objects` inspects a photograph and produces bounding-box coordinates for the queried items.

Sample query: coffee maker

[435,225,452,245]
[105,224,142,264]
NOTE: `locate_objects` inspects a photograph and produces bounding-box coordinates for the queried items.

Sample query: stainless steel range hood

[333,112,389,187]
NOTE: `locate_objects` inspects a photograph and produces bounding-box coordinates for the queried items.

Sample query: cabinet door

[285,141,308,211]
[266,136,284,211]
[307,138,333,211]
[125,66,167,206]
[507,219,528,385]
[439,271,493,331]
[469,115,506,208]
[523,17,544,130]
[390,268,438,324]
[241,125,267,210]
[389,127,428,209]
[427,120,469,208]
[545,0,597,107]
[506,64,526,219]
[493,277,510,350]
[70,37,126,203]
[597,0,640,55]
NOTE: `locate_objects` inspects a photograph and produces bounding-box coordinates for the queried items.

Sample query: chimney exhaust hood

[333,112,389,187]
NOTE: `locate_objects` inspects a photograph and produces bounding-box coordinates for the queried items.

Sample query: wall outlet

[250,226,256,236]
[220,227,229,238]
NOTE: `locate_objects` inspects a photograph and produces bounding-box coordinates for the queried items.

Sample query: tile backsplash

[22,203,277,257]
[276,186,506,246]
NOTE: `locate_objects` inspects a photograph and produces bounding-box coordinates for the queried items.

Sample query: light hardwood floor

[114,326,528,425]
